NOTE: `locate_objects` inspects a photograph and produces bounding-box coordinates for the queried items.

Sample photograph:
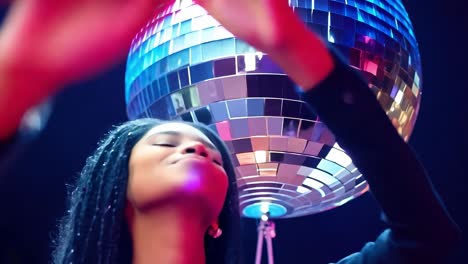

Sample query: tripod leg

[265,232,274,264]
[255,222,265,264]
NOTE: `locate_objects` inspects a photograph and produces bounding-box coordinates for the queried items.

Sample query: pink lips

[173,154,210,164]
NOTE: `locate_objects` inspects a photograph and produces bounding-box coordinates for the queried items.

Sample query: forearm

[261,10,334,90]
[268,32,334,90]
[301,51,460,245]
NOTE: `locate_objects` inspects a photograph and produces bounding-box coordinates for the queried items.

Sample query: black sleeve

[0,133,21,174]
[299,49,461,264]
[0,129,37,174]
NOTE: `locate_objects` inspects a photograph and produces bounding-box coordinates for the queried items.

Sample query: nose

[182,141,210,158]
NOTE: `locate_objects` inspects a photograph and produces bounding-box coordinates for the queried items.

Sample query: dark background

[0,1,467,263]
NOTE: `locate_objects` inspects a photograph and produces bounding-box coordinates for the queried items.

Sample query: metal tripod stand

[255,213,276,264]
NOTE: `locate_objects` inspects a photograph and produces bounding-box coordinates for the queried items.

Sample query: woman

[51,119,241,263]
[1,0,461,263]
[51,56,461,263]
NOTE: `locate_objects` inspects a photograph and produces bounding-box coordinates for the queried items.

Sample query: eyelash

[153,143,176,147]
[153,143,222,166]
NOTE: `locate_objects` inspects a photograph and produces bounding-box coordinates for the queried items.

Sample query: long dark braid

[52,119,160,263]
[51,118,241,264]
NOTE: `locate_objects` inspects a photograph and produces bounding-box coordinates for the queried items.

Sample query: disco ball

[125,0,422,218]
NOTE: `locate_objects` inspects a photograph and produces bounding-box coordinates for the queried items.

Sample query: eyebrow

[146,130,217,150]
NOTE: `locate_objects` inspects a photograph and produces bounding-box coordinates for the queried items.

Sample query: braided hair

[52,118,241,263]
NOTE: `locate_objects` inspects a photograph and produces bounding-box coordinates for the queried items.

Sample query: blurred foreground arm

[0,0,172,139]
[196,0,461,262]
[196,0,334,90]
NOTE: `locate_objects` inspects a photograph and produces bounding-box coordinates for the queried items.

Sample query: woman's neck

[127,200,208,264]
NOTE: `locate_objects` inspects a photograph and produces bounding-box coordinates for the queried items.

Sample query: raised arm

[302,51,461,263]
[197,0,461,263]
[0,0,172,139]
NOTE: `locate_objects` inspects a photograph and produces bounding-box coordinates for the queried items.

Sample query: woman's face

[127,122,228,220]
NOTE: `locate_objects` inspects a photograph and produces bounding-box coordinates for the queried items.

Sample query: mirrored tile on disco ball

[314,0,329,13]
[214,121,232,141]
[316,128,336,146]
[355,174,366,186]
[252,149,269,163]
[230,119,250,138]
[168,49,190,72]
[269,137,289,152]
[317,159,345,176]
[345,5,358,19]
[329,27,352,46]
[214,57,236,77]
[303,141,324,156]
[227,99,247,118]
[298,120,316,139]
[277,164,304,186]
[246,75,284,98]
[282,118,300,137]
[209,101,228,122]
[247,98,265,117]
[158,77,169,97]
[198,79,225,105]
[170,92,187,115]
[309,122,333,143]
[303,156,320,168]
[283,153,306,166]
[329,1,345,16]
[222,76,248,100]
[189,44,202,65]
[282,100,301,118]
[251,136,269,151]
[236,164,257,176]
[167,72,180,92]
[312,171,340,190]
[149,81,160,103]
[201,38,235,61]
[311,10,328,26]
[177,68,190,88]
[297,166,313,177]
[264,99,282,116]
[232,138,253,153]
[236,152,256,166]
[267,117,283,136]
[182,86,201,109]
[270,152,284,163]
[235,39,256,55]
[189,61,214,84]
[194,107,212,125]
[287,138,308,153]
[172,35,186,53]
[149,97,169,120]
[248,117,267,136]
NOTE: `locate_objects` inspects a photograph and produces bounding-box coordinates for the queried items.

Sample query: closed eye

[213,160,222,166]
[153,143,176,147]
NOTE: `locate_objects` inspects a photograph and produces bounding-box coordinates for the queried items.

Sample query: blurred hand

[0,0,333,138]
[0,0,173,138]
[195,0,333,92]
[195,0,300,53]
[0,0,173,86]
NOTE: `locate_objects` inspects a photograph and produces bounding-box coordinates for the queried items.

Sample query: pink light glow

[364,59,378,75]
[216,121,232,140]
